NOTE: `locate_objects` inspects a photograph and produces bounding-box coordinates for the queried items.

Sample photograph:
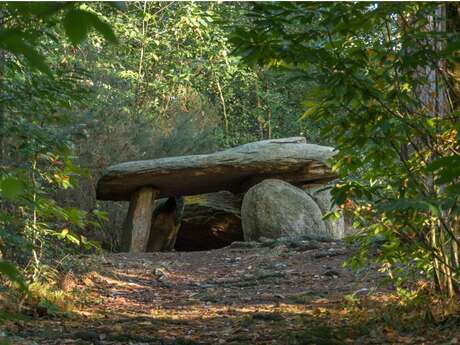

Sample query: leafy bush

[0,2,115,293]
[232,2,460,296]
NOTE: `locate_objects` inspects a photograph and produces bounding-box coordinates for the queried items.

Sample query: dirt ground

[5,240,460,345]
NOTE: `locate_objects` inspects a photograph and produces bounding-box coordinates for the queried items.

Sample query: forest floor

[5,240,460,345]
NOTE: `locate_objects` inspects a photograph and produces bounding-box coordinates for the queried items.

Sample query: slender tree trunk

[0,11,5,164]
[254,69,264,139]
[422,4,457,297]
[400,4,456,296]
[137,1,148,79]
[135,1,149,109]
[264,79,272,139]
[447,2,460,293]
[216,79,229,146]
[0,11,6,260]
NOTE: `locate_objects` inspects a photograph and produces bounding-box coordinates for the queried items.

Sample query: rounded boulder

[241,179,328,241]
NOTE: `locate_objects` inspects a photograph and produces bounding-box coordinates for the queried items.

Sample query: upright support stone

[121,187,159,253]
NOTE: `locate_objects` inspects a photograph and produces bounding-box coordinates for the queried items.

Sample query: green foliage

[232,2,460,296]
[0,28,51,75]
[0,177,25,201]
[63,8,117,46]
[0,260,28,293]
[0,2,117,294]
[0,3,116,73]
[90,2,312,149]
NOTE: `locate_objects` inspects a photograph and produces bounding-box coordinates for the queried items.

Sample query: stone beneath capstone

[175,191,243,251]
[96,137,336,201]
[304,185,345,240]
[147,196,184,252]
[241,179,329,241]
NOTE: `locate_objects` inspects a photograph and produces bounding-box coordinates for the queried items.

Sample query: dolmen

[96,137,339,253]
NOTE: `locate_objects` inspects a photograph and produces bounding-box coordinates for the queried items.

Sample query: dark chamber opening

[174,211,243,251]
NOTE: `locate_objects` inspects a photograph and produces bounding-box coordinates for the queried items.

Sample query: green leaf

[301,105,319,120]
[0,29,51,74]
[65,233,80,245]
[16,3,65,17]
[426,156,455,172]
[443,37,460,56]
[93,209,109,222]
[63,9,92,45]
[1,177,25,200]
[37,299,62,316]
[323,210,341,222]
[63,9,117,45]
[65,207,87,228]
[0,260,28,293]
[88,13,118,44]
[60,228,69,238]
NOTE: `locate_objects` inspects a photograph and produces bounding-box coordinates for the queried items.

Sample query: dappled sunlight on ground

[7,243,460,344]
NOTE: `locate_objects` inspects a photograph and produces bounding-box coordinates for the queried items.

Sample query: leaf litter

[4,240,460,345]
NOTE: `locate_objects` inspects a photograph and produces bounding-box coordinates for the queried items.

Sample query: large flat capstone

[96,137,336,201]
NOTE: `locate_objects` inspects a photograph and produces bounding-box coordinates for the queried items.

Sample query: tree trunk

[0,11,5,163]
[419,4,457,297]
[216,79,229,146]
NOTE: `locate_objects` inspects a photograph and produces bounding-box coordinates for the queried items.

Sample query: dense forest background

[0,1,459,328]
[0,2,317,262]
